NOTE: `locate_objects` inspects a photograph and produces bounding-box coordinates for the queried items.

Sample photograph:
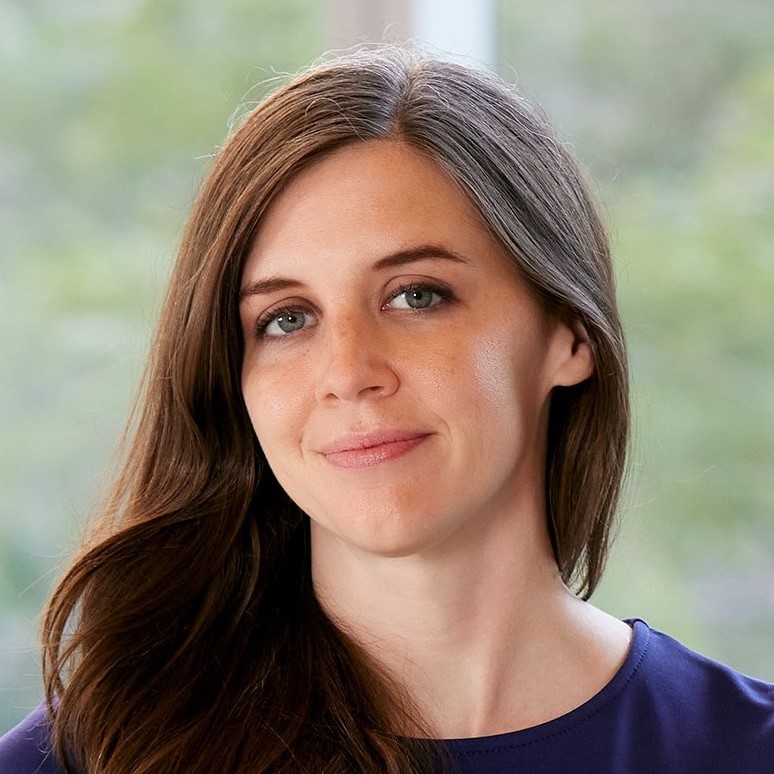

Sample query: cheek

[471,336,516,402]
[469,333,535,409]
[241,363,309,448]
[463,330,551,448]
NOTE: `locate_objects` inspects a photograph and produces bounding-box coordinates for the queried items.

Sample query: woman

[1,46,772,774]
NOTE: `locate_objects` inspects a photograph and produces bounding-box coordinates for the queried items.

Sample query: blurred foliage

[598,58,774,673]
[1,0,772,731]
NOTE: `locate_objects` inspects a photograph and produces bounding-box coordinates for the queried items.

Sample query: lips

[318,430,431,469]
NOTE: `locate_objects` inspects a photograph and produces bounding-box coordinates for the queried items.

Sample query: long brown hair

[42,46,629,773]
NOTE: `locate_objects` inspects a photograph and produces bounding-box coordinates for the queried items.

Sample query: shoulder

[0,705,64,774]
[616,619,774,770]
[633,619,774,714]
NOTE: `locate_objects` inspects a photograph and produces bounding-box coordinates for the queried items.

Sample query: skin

[240,140,631,738]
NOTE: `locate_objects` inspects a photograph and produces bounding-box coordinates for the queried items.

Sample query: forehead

[242,140,504,279]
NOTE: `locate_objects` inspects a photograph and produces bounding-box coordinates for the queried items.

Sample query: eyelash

[255,304,312,338]
[254,281,455,339]
[386,281,455,310]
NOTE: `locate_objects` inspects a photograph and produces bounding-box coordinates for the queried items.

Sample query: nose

[314,314,399,403]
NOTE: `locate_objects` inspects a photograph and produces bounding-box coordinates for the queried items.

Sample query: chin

[311,504,456,560]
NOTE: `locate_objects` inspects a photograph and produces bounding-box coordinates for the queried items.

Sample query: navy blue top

[2,620,773,773]
[0,701,59,774]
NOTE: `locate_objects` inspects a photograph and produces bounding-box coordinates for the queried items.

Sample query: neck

[311,503,631,739]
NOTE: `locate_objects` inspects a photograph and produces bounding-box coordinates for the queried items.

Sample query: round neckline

[443,618,651,755]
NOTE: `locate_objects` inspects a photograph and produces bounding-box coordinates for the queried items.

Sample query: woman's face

[239,141,591,559]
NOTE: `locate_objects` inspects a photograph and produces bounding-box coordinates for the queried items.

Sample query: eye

[257,307,315,338]
[385,283,451,311]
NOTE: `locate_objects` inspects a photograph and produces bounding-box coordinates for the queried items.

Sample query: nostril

[315,336,399,403]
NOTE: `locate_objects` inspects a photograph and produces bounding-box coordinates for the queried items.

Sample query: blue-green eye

[387,284,449,310]
[259,308,313,337]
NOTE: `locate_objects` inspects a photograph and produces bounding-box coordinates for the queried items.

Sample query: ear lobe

[552,318,594,388]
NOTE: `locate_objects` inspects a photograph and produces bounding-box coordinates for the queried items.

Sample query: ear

[549,317,594,388]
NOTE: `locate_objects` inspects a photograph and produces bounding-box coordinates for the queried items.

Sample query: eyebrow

[239,244,468,301]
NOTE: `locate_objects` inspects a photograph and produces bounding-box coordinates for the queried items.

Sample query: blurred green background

[1,0,772,731]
